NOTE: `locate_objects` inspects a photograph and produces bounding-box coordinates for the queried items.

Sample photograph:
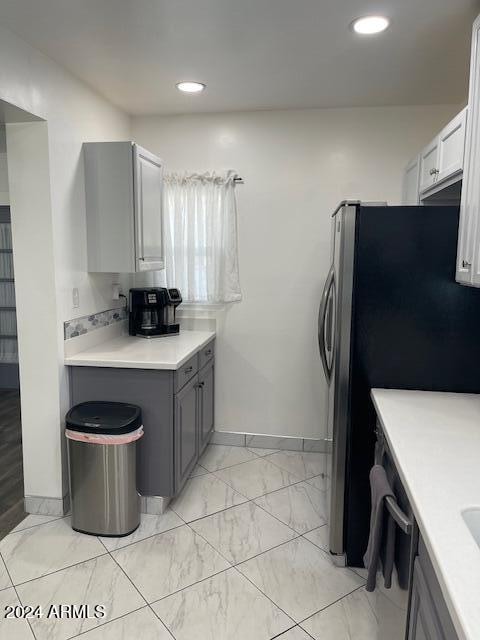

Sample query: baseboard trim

[211,431,329,453]
[140,495,170,515]
[24,493,70,517]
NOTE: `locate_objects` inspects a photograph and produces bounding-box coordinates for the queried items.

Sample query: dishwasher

[373,421,418,640]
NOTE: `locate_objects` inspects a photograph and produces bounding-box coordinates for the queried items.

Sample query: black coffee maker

[129,288,182,338]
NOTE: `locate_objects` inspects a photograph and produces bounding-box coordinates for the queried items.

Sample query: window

[163,171,242,304]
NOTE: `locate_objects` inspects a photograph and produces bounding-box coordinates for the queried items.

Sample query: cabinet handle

[429,168,439,176]
[184,366,193,375]
[462,259,471,269]
[205,349,212,356]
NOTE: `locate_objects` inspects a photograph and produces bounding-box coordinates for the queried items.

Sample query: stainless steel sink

[462,508,480,548]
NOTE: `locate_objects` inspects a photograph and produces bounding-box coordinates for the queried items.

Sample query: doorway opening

[0,124,23,538]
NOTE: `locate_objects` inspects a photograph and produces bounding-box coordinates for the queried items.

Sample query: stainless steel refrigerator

[318,201,480,567]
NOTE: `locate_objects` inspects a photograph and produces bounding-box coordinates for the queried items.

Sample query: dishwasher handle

[385,496,413,535]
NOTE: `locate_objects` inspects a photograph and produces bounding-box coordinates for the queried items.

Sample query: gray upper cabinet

[84,141,164,273]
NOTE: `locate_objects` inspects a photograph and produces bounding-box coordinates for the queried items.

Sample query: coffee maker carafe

[129,288,182,338]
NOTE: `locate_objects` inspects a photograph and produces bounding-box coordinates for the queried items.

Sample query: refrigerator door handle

[325,288,334,352]
[318,265,335,382]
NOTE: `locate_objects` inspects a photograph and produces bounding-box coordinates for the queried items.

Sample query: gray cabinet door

[198,360,214,455]
[174,375,198,492]
[408,559,445,640]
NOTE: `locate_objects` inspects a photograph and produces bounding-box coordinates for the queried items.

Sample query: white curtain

[163,171,242,304]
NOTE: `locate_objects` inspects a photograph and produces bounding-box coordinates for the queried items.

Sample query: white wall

[0,25,131,503]
[133,105,459,440]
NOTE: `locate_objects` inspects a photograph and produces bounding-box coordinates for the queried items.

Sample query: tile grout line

[225,532,367,631]
[0,547,109,589]
[0,515,70,542]
[209,464,325,503]
[296,583,367,629]
[68,604,152,640]
[98,520,185,553]
[173,458,328,546]
[172,483,304,536]
[271,624,316,640]
[230,563,297,630]
[298,536,367,583]
[264,453,327,482]
[1,449,332,639]
[180,452,329,541]
[250,496,319,537]
[97,535,176,640]
[148,512,299,636]
[0,547,38,640]
[179,514,305,633]
[5,515,65,536]
[188,507,302,570]
[3,518,363,639]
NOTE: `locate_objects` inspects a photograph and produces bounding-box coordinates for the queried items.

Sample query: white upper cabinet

[456,16,480,286]
[437,108,467,185]
[133,145,164,271]
[419,137,441,193]
[84,141,164,273]
[402,155,420,204]
[403,107,467,205]
[418,107,467,196]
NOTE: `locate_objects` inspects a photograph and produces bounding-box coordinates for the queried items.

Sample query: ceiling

[0,0,478,115]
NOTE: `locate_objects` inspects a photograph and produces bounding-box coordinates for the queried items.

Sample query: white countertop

[64,330,216,370]
[371,388,480,640]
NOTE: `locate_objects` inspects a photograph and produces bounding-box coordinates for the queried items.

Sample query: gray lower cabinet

[408,537,458,640]
[68,340,215,498]
[198,359,214,455]
[174,374,199,489]
[409,560,445,640]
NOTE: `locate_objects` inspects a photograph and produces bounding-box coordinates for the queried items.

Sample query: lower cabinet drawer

[199,340,215,370]
[174,354,199,392]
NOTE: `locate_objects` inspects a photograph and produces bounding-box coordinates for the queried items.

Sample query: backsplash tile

[64,307,127,340]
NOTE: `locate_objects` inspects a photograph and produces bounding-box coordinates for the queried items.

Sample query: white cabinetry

[402,155,420,205]
[456,16,480,285]
[402,107,467,205]
[84,141,164,273]
[437,109,467,185]
[419,138,441,193]
[419,108,467,196]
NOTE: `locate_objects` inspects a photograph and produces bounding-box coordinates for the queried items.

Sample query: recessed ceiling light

[351,15,390,35]
[176,81,206,93]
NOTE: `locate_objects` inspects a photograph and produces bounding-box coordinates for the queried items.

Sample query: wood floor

[0,389,25,540]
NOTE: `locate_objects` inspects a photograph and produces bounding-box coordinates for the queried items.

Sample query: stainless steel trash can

[66,401,143,537]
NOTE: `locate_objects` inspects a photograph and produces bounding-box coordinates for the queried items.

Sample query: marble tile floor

[0,444,378,640]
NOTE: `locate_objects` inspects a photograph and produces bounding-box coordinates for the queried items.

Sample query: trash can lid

[66,401,142,435]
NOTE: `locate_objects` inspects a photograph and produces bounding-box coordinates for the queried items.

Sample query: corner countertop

[64,330,216,370]
[371,388,480,640]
